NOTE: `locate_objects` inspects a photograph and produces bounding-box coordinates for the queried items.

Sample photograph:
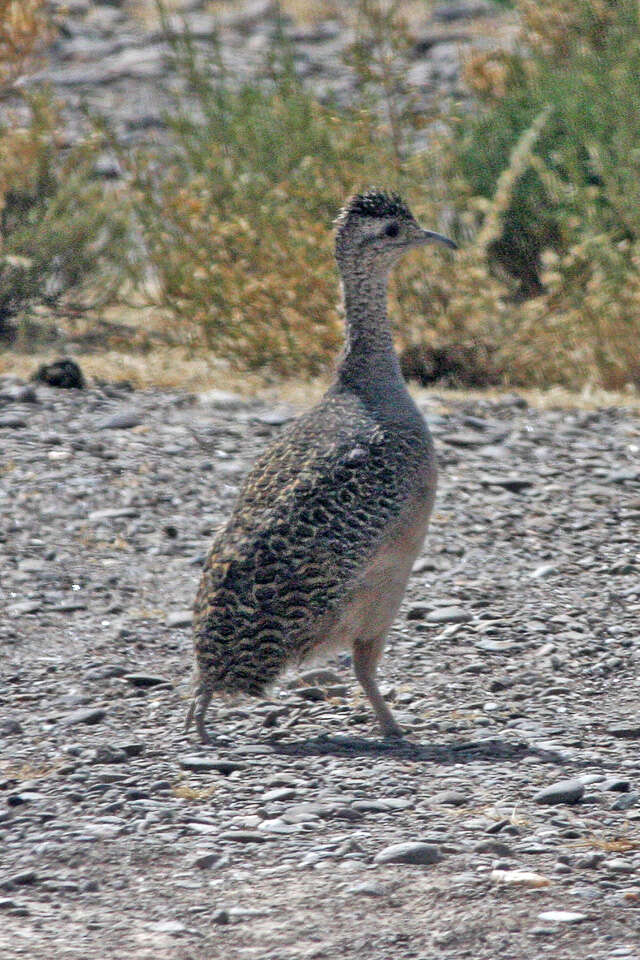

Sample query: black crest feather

[335,190,413,230]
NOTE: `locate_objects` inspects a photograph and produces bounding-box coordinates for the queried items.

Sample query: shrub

[452,0,640,387]
[131,12,447,375]
[0,0,50,91]
[132,0,640,390]
[0,95,133,338]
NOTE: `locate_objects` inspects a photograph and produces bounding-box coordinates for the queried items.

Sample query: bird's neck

[336,264,402,389]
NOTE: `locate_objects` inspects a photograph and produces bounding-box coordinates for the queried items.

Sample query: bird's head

[334,190,456,273]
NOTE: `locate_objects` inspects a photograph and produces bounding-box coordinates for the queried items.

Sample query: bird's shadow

[267,733,568,768]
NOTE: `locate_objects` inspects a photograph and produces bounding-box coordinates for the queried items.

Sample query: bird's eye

[384,222,399,238]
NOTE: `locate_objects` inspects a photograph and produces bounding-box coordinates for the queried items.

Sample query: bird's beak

[415,228,458,250]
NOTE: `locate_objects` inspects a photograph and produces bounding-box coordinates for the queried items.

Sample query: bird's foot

[380,722,404,740]
[185,690,213,744]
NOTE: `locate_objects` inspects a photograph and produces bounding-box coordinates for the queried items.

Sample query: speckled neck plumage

[335,261,414,420]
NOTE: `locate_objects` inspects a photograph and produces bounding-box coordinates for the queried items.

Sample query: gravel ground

[1,376,640,959]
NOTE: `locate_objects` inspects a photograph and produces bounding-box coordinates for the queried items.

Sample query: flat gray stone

[89,508,139,521]
[166,610,192,628]
[179,756,245,774]
[374,842,442,865]
[62,707,107,726]
[607,722,640,739]
[6,601,42,617]
[125,673,170,688]
[427,606,472,624]
[97,410,142,430]
[533,779,585,805]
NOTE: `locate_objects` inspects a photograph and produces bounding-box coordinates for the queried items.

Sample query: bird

[185,189,456,743]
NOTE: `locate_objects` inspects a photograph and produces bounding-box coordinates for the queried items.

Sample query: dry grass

[3,339,639,412]
[172,782,217,801]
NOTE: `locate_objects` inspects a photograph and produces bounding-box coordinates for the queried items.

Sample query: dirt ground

[1,375,639,959]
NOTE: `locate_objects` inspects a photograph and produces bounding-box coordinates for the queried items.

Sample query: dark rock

[62,707,107,726]
[179,756,245,774]
[0,415,27,428]
[166,610,193,628]
[533,779,585,805]
[427,606,472,624]
[124,673,170,688]
[0,871,38,891]
[374,842,442,865]
[607,722,640,739]
[32,358,85,389]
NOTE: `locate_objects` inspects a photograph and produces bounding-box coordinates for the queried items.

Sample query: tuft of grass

[172,782,217,801]
[452,0,640,389]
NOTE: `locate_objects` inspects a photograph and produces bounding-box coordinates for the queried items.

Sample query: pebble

[533,779,585,805]
[490,870,550,887]
[88,508,139,521]
[62,707,107,726]
[374,842,442,866]
[124,673,171,688]
[98,410,142,430]
[191,851,226,869]
[0,415,27,429]
[218,831,271,843]
[426,606,472,624]
[6,600,42,617]
[179,757,245,774]
[607,722,640,739]
[166,610,193,628]
[537,910,587,924]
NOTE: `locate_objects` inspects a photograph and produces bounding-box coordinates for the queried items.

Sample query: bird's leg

[352,637,403,739]
[185,688,213,744]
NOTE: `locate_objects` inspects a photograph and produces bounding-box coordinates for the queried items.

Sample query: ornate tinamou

[186,190,456,742]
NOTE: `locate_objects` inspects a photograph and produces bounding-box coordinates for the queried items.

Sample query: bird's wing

[193,396,430,690]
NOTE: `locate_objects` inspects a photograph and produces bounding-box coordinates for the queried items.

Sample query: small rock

[32,358,85,389]
[6,600,42,617]
[218,831,271,843]
[537,910,586,924]
[474,840,513,857]
[611,793,638,811]
[191,851,226,870]
[1,383,37,403]
[0,415,27,429]
[607,722,640,740]
[166,610,193,628]
[346,881,386,897]
[179,756,245,774]
[479,475,534,493]
[602,778,630,793]
[533,779,585,805]
[62,707,107,726]
[262,787,296,803]
[124,673,170,688]
[374,842,442,866]
[491,870,550,887]
[89,508,139,522]
[98,410,142,430]
[431,790,469,806]
[0,871,38,891]
[531,564,557,579]
[604,858,635,874]
[427,606,472,624]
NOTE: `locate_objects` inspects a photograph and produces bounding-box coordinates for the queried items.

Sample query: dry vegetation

[2,0,639,394]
